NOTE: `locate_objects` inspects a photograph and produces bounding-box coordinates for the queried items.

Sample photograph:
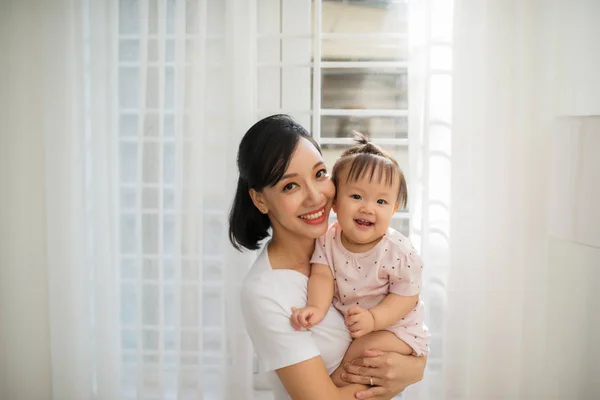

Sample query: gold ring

[369,377,373,386]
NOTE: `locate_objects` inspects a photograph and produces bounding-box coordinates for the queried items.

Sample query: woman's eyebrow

[280,172,297,180]
[280,161,326,180]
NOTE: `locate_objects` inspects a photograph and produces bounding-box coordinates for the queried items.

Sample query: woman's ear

[249,188,269,214]
[332,199,337,214]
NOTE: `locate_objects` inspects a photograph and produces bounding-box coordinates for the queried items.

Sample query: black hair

[332,131,408,208]
[228,114,321,251]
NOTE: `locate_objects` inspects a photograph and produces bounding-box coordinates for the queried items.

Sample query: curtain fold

[405,0,453,397]
[444,0,599,398]
[1,1,256,399]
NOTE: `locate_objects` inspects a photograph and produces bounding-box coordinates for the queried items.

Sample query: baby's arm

[307,263,335,314]
[344,293,418,338]
[290,264,334,329]
[370,293,419,331]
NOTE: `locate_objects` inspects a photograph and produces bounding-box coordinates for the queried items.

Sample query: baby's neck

[339,230,384,254]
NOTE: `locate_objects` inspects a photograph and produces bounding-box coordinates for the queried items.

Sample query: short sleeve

[240,280,320,372]
[388,241,423,297]
[310,234,331,266]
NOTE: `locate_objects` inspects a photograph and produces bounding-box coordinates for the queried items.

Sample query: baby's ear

[393,203,399,213]
[332,199,337,213]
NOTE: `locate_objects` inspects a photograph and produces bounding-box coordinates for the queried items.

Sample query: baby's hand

[344,306,375,339]
[290,306,326,330]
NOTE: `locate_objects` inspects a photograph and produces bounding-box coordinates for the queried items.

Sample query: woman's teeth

[300,209,324,220]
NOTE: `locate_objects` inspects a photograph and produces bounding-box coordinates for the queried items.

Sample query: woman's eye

[316,168,328,179]
[377,199,387,205]
[351,194,361,200]
[283,182,298,192]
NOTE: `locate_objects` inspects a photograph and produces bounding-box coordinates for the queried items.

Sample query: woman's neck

[268,231,315,274]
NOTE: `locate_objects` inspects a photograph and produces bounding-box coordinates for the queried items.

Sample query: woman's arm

[369,293,419,331]
[276,355,395,400]
[243,274,385,400]
[341,349,427,399]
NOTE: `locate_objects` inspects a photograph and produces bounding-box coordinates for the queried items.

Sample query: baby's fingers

[289,308,302,330]
[298,310,310,327]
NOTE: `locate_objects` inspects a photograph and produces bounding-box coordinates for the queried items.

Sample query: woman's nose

[306,183,322,204]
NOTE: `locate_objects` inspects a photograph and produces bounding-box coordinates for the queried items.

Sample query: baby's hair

[332,131,408,208]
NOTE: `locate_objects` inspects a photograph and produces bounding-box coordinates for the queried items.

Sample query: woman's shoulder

[242,246,272,289]
[241,247,309,313]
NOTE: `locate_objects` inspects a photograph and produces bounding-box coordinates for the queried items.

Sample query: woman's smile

[299,206,327,225]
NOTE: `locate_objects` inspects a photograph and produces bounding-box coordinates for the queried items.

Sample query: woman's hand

[340,349,426,399]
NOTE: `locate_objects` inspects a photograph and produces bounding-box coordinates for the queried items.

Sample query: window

[255,0,412,388]
[257,0,410,237]
[116,1,229,397]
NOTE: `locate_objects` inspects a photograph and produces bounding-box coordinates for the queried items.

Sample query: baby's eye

[351,194,362,200]
[283,182,298,192]
[377,199,387,205]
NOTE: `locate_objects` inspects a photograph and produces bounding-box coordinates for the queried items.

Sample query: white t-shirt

[241,245,352,400]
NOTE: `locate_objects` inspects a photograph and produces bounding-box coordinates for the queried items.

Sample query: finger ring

[369,377,373,386]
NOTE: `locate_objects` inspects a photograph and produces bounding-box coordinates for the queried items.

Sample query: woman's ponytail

[228,177,270,251]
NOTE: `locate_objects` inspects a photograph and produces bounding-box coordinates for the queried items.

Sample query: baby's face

[334,165,400,250]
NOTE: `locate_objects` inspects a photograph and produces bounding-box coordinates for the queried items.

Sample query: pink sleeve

[388,245,423,297]
[310,234,331,266]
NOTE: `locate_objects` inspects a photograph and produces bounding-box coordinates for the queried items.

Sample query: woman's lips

[299,207,326,225]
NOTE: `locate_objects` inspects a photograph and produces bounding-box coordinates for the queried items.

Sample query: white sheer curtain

[443,0,600,399]
[404,0,453,398]
[1,0,255,399]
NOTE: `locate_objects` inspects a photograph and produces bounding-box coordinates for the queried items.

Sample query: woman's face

[252,138,335,241]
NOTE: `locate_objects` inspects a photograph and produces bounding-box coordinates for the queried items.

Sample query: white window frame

[254,0,412,390]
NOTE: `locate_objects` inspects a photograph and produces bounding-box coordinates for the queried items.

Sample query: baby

[291,133,430,386]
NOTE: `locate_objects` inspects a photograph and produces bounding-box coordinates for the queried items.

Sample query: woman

[229,115,426,400]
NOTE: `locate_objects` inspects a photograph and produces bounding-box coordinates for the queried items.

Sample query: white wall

[547,237,600,397]
[545,3,600,395]
[0,3,53,399]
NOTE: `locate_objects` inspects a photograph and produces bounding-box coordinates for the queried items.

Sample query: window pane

[257,0,281,35]
[142,213,159,254]
[142,257,159,280]
[119,0,140,35]
[321,116,407,140]
[322,37,407,62]
[257,67,281,110]
[322,69,408,110]
[257,37,280,64]
[282,38,312,64]
[322,1,407,34]
[120,143,138,183]
[119,114,138,137]
[119,39,139,62]
[120,213,137,253]
[119,67,139,109]
[282,67,312,110]
[142,187,159,209]
[142,142,160,183]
